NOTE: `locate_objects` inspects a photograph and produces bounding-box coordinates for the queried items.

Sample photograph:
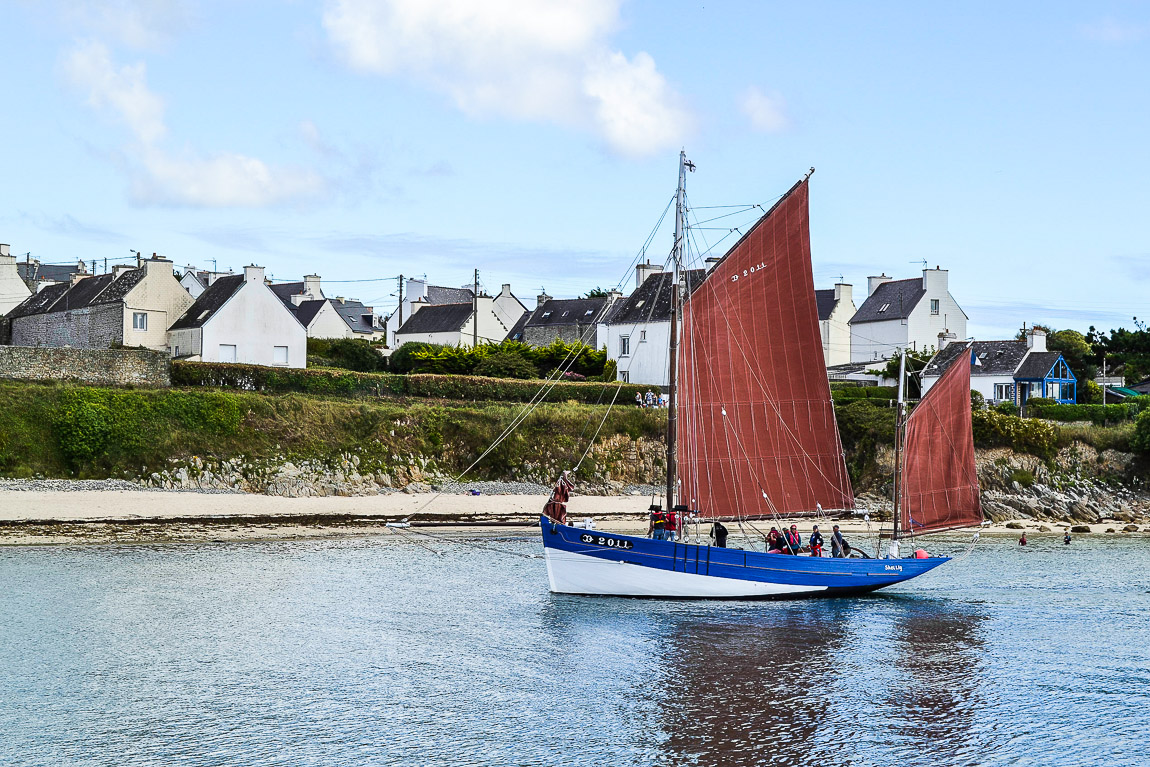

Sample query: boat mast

[892,347,907,542]
[666,150,689,511]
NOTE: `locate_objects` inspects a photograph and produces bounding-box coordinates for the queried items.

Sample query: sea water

[1,532,1147,767]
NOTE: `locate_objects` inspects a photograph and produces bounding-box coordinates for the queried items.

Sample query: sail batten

[899,347,982,536]
[676,179,854,520]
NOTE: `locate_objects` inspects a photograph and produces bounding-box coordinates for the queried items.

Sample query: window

[994,383,1013,401]
[273,346,289,366]
[542,311,551,318]
[640,330,647,341]
[930,299,939,315]
[561,311,569,317]
[584,309,594,316]
[619,370,630,383]
[219,344,237,363]
[173,345,180,358]
[620,335,630,356]
[879,303,890,313]
[132,312,147,330]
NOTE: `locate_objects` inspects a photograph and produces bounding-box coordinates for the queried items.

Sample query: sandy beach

[1,485,1141,546]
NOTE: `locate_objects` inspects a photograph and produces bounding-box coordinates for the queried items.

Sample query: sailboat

[539,152,983,598]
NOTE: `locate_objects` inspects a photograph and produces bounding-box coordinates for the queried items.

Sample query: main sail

[676,178,855,520]
[900,346,982,535]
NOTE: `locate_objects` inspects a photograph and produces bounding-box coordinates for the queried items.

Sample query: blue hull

[540,517,949,600]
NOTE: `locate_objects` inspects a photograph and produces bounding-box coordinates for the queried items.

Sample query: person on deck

[808,525,824,557]
[664,508,679,542]
[648,507,666,540]
[767,527,784,553]
[544,471,574,524]
[831,525,849,558]
[784,524,802,555]
[711,520,728,548]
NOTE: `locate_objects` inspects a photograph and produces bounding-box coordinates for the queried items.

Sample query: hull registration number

[580,534,634,550]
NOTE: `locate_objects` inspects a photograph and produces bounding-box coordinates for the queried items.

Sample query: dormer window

[561,311,569,317]
[584,309,594,316]
[542,311,551,318]
[635,300,645,308]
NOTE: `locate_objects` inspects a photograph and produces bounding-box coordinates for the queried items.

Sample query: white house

[168,265,306,367]
[393,291,524,348]
[270,275,383,341]
[7,256,194,351]
[815,282,855,366]
[849,267,968,363]
[0,244,32,316]
[387,278,526,347]
[921,329,1077,406]
[179,267,235,299]
[598,266,706,387]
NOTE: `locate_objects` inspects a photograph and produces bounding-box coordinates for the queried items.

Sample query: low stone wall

[0,346,170,387]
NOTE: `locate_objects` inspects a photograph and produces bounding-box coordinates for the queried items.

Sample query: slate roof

[47,274,116,312]
[16,262,84,285]
[396,302,473,335]
[850,278,926,324]
[526,297,608,328]
[169,275,245,330]
[814,289,836,321]
[602,270,706,326]
[5,282,69,319]
[1015,351,1067,380]
[330,299,376,334]
[293,299,327,327]
[425,284,473,304]
[269,282,306,305]
[505,311,529,342]
[924,340,1027,378]
[91,269,145,305]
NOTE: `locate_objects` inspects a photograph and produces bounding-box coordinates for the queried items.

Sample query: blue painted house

[921,329,1077,405]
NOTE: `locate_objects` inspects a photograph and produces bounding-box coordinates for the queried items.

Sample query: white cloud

[740,86,788,134]
[62,41,324,207]
[322,0,691,157]
[57,0,196,50]
[1082,17,1147,43]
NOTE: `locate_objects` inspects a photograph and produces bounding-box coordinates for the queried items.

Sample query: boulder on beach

[1123,524,1140,532]
[1038,525,1051,532]
[1005,521,1024,530]
[1070,525,1092,534]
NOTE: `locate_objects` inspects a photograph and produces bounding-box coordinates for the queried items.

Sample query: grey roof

[16,262,84,285]
[924,340,1027,378]
[5,282,70,319]
[505,312,529,341]
[526,297,608,328]
[396,302,472,335]
[269,282,305,305]
[46,273,115,312]
[1015,351,1067,380]
[1130,378,1150,394]
[91,269,145,305]
[850,278,926,324]
[603,270,706,326]
[169,275,245,330]
[293,299,327,327]
[814,289,836,321]
[330,299,375,334]
[425,284,473,304]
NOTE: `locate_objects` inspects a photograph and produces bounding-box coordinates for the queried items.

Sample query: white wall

[492,285,526,335]
[184,266,306,367]
[123,260,195,351]
[179,271,205,299]
[821,283,854,366]
[0,253,32,316]
[850,318,910,363]
[850,268,967,362]
[308,302,356,339]
[923,371,1015,403]
[601,319,671,387]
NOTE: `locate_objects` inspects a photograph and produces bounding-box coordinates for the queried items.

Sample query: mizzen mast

[666,150,693,511]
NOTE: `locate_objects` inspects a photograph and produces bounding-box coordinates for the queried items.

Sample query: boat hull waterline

[540,517,949,600]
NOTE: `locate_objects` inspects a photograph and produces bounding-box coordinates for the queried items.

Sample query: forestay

[676,178,855,520]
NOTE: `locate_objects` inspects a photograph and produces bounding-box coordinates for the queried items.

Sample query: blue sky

[1,1,1147,339]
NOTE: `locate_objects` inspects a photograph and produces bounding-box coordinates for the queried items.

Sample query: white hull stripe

[544,548,828,598]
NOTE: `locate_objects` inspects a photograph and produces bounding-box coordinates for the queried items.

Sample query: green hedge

[972,409,1059,459]
[171,361,649,405]
[832,386,898,402]
[1026,397,1149,425]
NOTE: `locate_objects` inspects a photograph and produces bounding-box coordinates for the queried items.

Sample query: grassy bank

[0,381,664,481]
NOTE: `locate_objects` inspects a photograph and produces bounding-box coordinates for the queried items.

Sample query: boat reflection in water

[650,598,986,767]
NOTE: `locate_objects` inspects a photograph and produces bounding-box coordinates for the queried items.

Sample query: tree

[473,350,538,379]
[582,287,610,298]
[1092,324,1150,385]
[867,348,933,398]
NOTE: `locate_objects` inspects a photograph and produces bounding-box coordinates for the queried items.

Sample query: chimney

[1027,328,1047,352]
[501,283,512,298]
[636,260,662,289]
[833,283,852,305]
[867,273,892,296]
[537,290,551,306]
[78,259,89,274]
[0,244,9,257]
[922,266,948,295]
[112,264,134,278]
[937,331,957,349]
[70,273,90,286]
[243,264,265,283]
[143,255,172,277]
[303,274,323,299]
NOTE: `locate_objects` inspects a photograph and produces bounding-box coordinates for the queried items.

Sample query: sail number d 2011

[580,534,634,550]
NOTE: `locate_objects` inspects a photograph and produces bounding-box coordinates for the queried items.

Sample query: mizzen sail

[900,346,982,535]
[676,178,854,520]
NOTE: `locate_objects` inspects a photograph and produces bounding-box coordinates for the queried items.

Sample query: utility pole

[1102,353,1108,404]
[473,268,479,348]
[396,274,404,342]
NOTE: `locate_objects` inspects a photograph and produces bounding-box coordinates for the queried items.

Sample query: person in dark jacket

[710,521,728,548]
[808,525,825,557]
[831,525,848,558]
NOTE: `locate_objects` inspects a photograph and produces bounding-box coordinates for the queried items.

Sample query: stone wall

[0,346,170,387]
[10,304,123,349]
[524,321,595,347]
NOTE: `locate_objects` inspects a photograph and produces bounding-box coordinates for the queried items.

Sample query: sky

[1,0,1148,340]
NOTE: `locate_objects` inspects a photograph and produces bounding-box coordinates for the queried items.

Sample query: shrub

[55,397,113,468]
[1132,409,1150,455]
[473,351,539,380]
[971,409,1059,459]
[324,338,386,372]
[1009,468,1035,488]
[994,401,1018,416]
[1026,399,1140,425]
[971,390,986,411]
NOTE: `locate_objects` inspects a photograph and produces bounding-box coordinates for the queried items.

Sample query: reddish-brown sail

[676,179,854,519]
[899,347,982,535]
